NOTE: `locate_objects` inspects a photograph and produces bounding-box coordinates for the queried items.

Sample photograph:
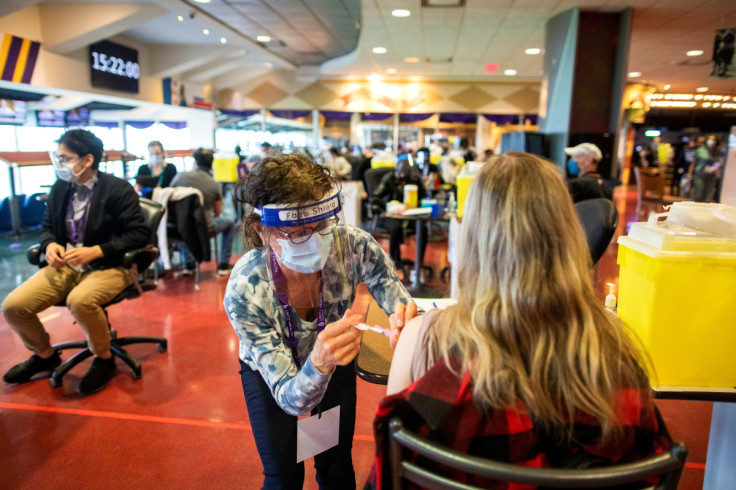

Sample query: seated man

[171,148,235,276]
[565,143,613,203]
[2,129,148,395]
[373,158,429,269]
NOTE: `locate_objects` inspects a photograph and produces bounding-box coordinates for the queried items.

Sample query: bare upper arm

[386,314,425,396]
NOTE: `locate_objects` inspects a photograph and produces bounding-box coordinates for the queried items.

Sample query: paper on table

[296,405,340,463]
[412,297,458,313]
[402,207,432,216]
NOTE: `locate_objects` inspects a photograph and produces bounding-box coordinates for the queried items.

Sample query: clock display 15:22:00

[91,51,140,80]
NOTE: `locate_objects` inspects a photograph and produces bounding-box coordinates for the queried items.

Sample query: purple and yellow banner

[0,34,41,84]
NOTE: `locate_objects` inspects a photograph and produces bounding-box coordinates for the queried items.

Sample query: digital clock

[89,40,140,93]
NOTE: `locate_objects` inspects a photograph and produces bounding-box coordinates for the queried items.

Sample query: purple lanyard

[67,185,94,245]
[269,250,325,370]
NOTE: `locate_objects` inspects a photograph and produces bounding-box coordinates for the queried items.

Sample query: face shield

[256,188,354,304]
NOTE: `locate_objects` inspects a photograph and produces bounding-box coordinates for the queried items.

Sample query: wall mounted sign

[89,40,140,93]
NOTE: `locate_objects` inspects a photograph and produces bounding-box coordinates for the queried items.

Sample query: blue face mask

[567,159,580,176]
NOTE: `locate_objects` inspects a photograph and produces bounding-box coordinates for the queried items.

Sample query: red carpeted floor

[0,187,710,489]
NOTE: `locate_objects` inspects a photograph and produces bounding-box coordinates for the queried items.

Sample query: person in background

[673,137,697,197]
[136,141,178,189]
[327,147,353,180]
[248,142,273,167]
[171,148,236,276]
[689,134,723,203]
[369,152,671,488]
[460,137,477,163]
[224,152,416,489]
[373,157,429,269]
[439,144,461,186]
[415,147,441,190]
[565,142,613,203]
[2,129,148,395]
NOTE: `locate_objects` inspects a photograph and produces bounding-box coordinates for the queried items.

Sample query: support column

[349,112,361,148]
[539,8,631,178]
[392,113,400,154]
[311,109,320,150]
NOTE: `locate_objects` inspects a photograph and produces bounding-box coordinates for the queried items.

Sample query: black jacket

[167,194,211,263]
[40,172,148,270]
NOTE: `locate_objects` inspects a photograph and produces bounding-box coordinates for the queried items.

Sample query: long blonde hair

[431,152,644,440]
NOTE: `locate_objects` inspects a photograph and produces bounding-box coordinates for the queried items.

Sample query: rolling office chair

[27,198,168,388]
[389,417,687,490]
[574,198,619,266]
[363,167,394,234]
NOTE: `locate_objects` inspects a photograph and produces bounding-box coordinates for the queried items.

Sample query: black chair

[574,198,619,266]
[0,193,26,232]
[165,194,212,291]
[389,417,687,490]
[21,192,48,229]
[363,167,394,233]
[27,198,168,388]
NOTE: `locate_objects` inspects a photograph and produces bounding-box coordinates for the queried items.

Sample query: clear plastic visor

[257,189,354,306]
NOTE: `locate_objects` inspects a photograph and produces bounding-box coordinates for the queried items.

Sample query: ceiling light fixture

[696,87,708,92]
[202,29,210,35]
[372,47,387,54]
[628,71,642,77]
[421,0,465,7]
[177,15,184,21]
[504,69,517,76]
[664,84,671,90]
[404,57,419,63]
[257,35,271,43]
[392,9,411,17]
[525,48,541,55]
[368,73,383,81]
[386,68,397,74]
[193,0,211,3]
[686,50,704,57]
[220,37,227,44]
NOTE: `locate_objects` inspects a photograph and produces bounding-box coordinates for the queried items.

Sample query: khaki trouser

[1,265,132,357]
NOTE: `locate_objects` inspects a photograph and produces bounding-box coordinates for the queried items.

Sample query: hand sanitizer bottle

[446,192,456,215]
[605,283,617,314]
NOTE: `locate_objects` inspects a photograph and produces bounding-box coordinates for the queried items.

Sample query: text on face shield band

[256,190,342,227]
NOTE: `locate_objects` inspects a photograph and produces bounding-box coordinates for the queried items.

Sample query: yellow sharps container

[617,220,736,388]
[212,151,239,183]
[456,162,480,217]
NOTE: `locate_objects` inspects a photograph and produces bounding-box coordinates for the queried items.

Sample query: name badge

[65,243,86,273]
[296,405,340,463]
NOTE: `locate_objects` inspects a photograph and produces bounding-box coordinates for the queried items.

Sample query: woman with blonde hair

[370,152,671,488]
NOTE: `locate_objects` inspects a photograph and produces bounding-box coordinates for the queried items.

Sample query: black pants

[383,219,428,266]
[239,360,357,490]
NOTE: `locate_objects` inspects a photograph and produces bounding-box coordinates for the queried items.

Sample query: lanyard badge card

[296,405,340,463]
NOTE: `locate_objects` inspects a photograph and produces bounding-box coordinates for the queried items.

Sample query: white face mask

[150,154,163,165]
[55,162,84,183]
[275,232,333,273]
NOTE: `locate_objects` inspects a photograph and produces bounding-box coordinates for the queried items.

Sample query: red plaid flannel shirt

[367,357,672,490]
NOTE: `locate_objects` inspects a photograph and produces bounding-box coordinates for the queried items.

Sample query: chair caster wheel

[131,372,142,380]
[158,342,168,353]
[49,377,62,388]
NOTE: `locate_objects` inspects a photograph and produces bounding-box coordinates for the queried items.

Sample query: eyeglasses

[272,217,338,244]
[50,153,80,165]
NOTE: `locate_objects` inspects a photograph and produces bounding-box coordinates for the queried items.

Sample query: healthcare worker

[224,152,416,489]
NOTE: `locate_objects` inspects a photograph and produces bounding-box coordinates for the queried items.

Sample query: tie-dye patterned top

[224,226,411,416]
